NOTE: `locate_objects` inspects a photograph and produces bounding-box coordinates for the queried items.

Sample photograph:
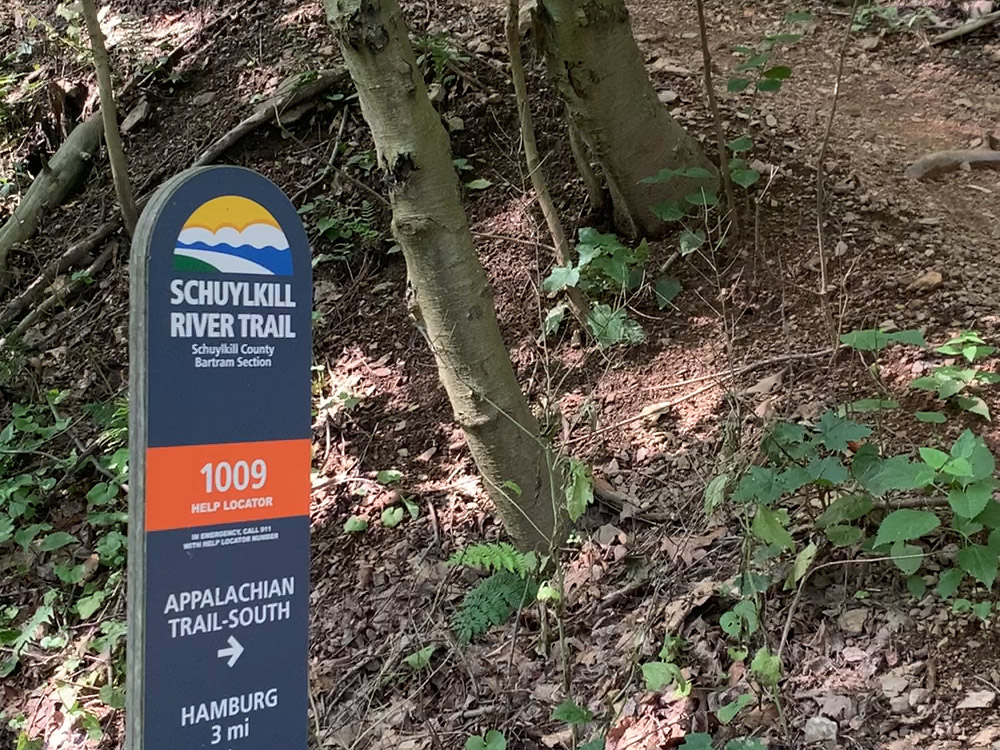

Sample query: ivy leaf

[936,567,964,598]
[957,544,998,587]
[874,509,940,548]
[654,277,682,309]
[750,647,782,687]
[381,506,404,528]
[38,532,78,552]
[890,540,923,575]
[376,469,403,485]
[404,645,436,670]
[543,304,568,336]
[806,456,848,486]
[728,136,753,152]
[732,467,783,504]
[651,200,687,221]
[826,524,863,547]
[587,304,645,348]
[731,168,760,188]
[76,591,107,620]
[684,190,719,207]
[752,506,794,550]
[465,730,506,750]
[717,694,754,724]
[566,458,593,522]
[541,266,580,293]
[642,661,683,691]
[343,516,368,533]
[815,410,871,451]
[679,229,706,256]
[948,479,996,519]
[552,700,593,725]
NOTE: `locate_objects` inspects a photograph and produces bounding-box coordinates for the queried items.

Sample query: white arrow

[217,635,244,668]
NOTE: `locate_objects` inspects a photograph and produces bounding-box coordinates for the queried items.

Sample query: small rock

[121,99,150,133]
[906,270,944,292]
[765,113,777,128]
[908,687,931,708]
[880,674,910,698]
[650,57,693,76]
[318,44,336,56]
[474,40,491,55]
[956,690,996,709]
[859,36,880,51]
[657,90,679,104]
[192,91,217,106]
[839,608,869,634]
[816,694,853,720]
[446,116,465,132]
[803,716,838,744]
[889,695,912,714]
[427,83,444,103]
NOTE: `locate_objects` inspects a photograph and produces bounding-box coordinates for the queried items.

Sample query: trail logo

[173,196,293,276]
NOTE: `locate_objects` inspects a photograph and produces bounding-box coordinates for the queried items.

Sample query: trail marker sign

[128,167,312,750]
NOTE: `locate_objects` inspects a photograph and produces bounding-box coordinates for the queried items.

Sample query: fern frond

[452,571,537,643]
[447,542,535,577]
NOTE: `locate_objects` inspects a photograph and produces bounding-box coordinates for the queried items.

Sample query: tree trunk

[326,0,563,552]
[537,0,717,237]
[81,0,138,236]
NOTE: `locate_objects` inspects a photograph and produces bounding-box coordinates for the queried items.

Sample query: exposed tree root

[904,148,1000,180]
[0,115,104,283]
[929,10,1000,45]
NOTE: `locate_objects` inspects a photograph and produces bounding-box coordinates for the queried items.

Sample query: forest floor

[2,0,1000,748]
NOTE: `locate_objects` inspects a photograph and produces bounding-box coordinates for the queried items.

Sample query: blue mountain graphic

[175,241,293,275]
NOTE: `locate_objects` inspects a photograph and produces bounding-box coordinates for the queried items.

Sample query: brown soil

[2,0,1000,748]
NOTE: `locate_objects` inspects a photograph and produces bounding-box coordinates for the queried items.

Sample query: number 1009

[200,460,267,493]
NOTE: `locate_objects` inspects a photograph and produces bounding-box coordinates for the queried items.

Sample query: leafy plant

[451,570,538,643]
[642,634,691,696]
[465,730,506,750]
[415,32,469,85]
[726,12,810,96]
[852,1,936,32]
[909,331,999,420]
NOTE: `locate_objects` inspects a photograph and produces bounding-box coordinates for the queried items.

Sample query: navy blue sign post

[128,167,312,750]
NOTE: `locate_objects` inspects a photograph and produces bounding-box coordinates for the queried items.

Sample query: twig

[644,347,837,391]
[505,0,590,324]
[694,0,738,232]
[815,0,860,340]
[291,108,350,203]
[930,9,1000,45]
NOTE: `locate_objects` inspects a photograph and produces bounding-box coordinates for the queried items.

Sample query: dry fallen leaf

[743,369,786,396]
[905,270,943,292]
[956,689,996,709]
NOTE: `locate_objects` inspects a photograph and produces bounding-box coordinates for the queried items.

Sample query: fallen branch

[1,68,349,335]
[192,69,347,167]
[904,148,1000,179]
[930,10,1000,45]
[645,347,838,391]
[0,115,104,282]
[0,242,116,351]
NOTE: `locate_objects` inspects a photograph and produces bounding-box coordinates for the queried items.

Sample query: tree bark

[326,0,563,552]
[81,0,138,236]
[537,0,717,237]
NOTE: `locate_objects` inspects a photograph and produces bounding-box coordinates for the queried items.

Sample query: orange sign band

[145,439,311,531]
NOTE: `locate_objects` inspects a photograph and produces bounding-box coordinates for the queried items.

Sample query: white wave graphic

[174,248,274,275]
[177,223,290,251]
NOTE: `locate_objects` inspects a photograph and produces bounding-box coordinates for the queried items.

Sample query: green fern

[447,542,536,577]
[452,571,538,643]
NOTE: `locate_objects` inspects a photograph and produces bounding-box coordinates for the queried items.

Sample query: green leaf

[731,168,760,188]
[404,645,436,670]
[580,740,606,750]
[54,564,86,584]
[651,200,687,222]
[728,136,753,152]
[737,54,770,71]
[704,474,729,515]
[536,583,561,601]
[76,591,106,620]
[874,509,940,547]
[784,542,817,589]
[38,532,77,552]
[951,430,995,481]
[99,684,125,709]
[890,540,923,575]
[343,516,368,533]
[916,411,947,423]
[683,167,716,179]
[806,456,848,485]
[770,32,803,44]
[587,304,645,348]
[552,700,592,725]
[756,79,782,92]
[642,661,684,691]
[936,567,964,598]
[681,734,714,750]
[919,447,949,470]
[958,544,998,587]
[541,266,580,293]
[464,178,492,190]
[381,506,404,528]
[815,410,871,451]
[717,694,754,724]
[762,65,792,80]
[465,730,506,750]
[679,229,706,256]
[948,479,996,519]
[977,501,1000,529]
[956,396,990,420]
[654,277,682,309]
[732,466,783,504]
[642,168,684,185]
[839,399,899,414]
[684,190,719,208]
[543,304,568,336]
[817,495,874,528]
[785,11,814,22]
[566,458,594,522]
[727,77,751,92]
[752,506,794,550]
[725,740,766,750]
[907,575,927,599]
[973,601,993,620]
[401,495,420,519]
[376,469,403,485]
[750,646,782,687]
[870,455,935,493]
[86,482,117,506]
[826,524,863,547]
